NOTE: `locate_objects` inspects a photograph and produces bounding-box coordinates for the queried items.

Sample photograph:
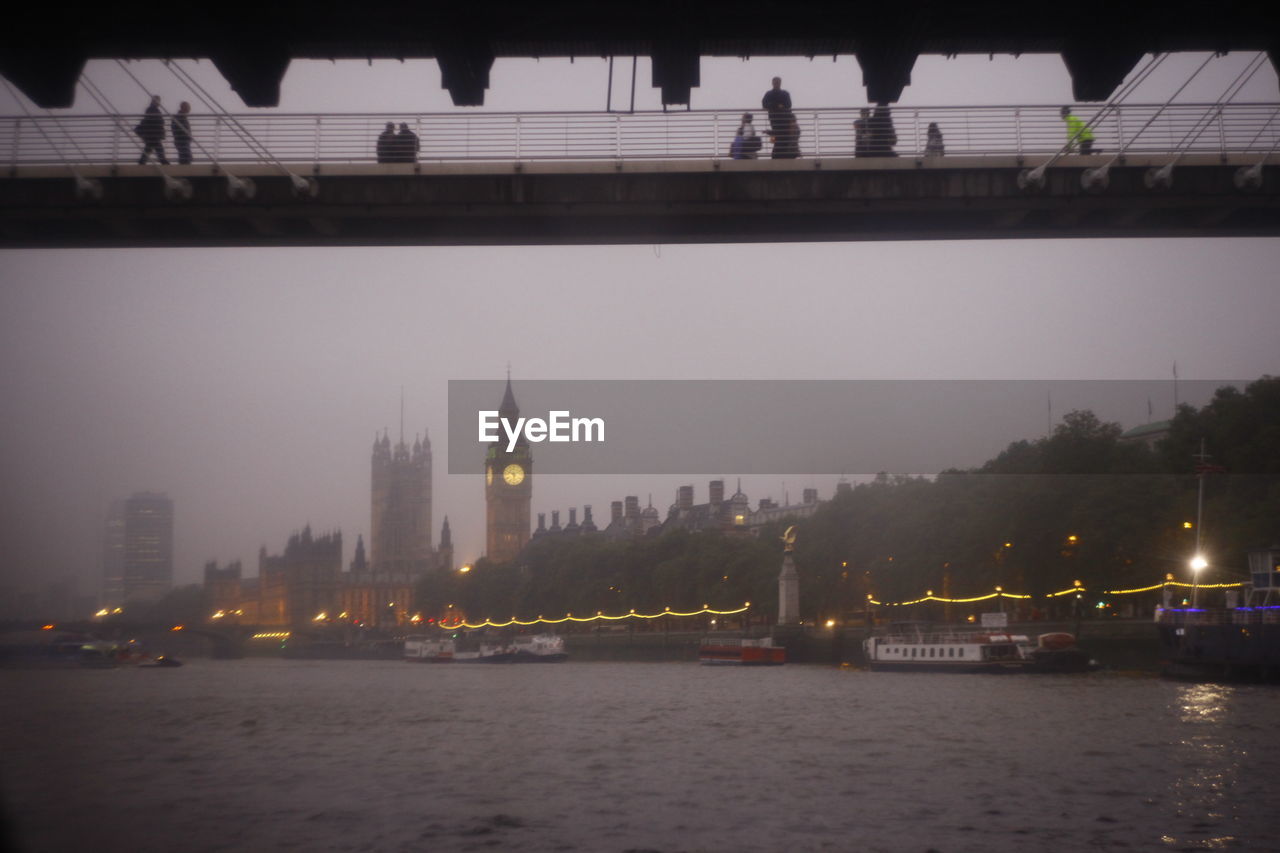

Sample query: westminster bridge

[2,102,1278,247]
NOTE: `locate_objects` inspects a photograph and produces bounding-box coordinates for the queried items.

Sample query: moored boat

[863,622,1093,673]
[403,636,456,663]
[512,633,568,662]
[1156,548,1280,682]
[404,633,567,663]
[698,636,786,666]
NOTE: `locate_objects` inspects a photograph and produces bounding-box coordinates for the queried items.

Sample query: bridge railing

[3,104,1279,167]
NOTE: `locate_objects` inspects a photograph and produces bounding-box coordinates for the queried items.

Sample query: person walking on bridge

[171,101,193,165]
[1060,106,1096,154]
[134,95,168,165]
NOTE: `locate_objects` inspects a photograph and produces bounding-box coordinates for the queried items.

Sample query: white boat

[404,633,567,663]
[403,636,455,663]
[511,633,568,662]
[863,622,1092,673]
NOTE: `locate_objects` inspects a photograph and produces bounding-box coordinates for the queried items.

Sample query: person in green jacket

[1060,106,1096,154]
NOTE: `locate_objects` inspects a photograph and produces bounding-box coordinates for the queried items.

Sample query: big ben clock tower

[485,375,532,562]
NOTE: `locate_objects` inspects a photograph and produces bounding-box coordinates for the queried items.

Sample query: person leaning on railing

[1060,106,1096,154]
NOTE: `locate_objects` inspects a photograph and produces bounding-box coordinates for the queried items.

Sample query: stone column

[778,553,800,626]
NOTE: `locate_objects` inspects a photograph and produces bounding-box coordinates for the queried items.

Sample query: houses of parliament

[205,427,454,629]
[204,379,534,628]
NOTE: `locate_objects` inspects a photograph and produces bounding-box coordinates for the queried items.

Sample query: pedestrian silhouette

[762,77,792,140]
[134,95,168,165]
[394,122,420,164]
[770,111,801,159]
[854,108,871,157]
[171,101,193,165]
[868,104,897,156]
[924,122,944,157]
[1060,106,1096,154]
[732,113,762,159]
[376,122,396,163]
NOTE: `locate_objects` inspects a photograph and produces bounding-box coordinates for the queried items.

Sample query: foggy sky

[1,53,1278,596]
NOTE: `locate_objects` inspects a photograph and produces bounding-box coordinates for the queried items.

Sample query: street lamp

[1190,554,1208,607]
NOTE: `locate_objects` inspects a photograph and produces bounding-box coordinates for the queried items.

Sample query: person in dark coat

[924,122,945,157]
[770,111,801,159]
[135,95,168,165]
[761,76,792,140]
[375,122,396,163]
[171,101,193,165]
[868,104,898,156]
[854,108,871,157]
[395,122,420,164]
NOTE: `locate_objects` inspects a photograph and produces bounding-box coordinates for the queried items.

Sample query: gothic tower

[485,376,532,562]
[370,427,433,573]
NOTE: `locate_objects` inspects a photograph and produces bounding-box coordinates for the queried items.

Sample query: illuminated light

[339,612,348,619]
[171,625,184,631]
[41,624,54,630]
[825,619,836,628]
[966,614,976,622]
[1183,521,1194,529]
[1067,535,1078,543]
[1074,579,1083,587]
[314,612,328,621]
[1190,555,1208,572]
[995,586,1003,592]
[926,590,934,597]
[95,609,109,617]
[212,611,225,619]
[436,603,753,630]
[459,564,472,573]
[112,608,122,614]
[1004,542,1012,548]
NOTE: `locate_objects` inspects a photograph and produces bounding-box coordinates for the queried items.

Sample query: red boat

[698,636,786,666]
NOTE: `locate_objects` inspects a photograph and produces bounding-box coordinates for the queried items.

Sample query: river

[1,660,1275,852]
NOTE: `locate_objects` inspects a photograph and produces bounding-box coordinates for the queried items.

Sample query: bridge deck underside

[3,156,1277,247]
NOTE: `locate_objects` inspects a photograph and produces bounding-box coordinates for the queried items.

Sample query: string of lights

[438,603,751,630]
[868,576,1243,608]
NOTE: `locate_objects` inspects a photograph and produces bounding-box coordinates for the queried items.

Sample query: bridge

[2,2,1278,108]
[3,102,1278,246]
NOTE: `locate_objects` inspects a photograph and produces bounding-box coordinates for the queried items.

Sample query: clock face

[503,463,525,486]
[486,467,493,486]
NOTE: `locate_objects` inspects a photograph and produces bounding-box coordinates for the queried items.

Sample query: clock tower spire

[485,373,532,562]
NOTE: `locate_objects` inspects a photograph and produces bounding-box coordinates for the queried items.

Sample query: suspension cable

[1,77,102,199]
[79,71,193,199]
[1103,51,1219,167]
[1174,52,1268,150]
[158,59,316,196]
[1147,52,1269,176]
[1019,52,1169,188]
[91,63,256,198]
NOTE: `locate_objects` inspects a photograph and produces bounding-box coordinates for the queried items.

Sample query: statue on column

[778,526,800,626]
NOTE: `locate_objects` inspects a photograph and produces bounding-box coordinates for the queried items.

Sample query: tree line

[417,377,1280,626]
